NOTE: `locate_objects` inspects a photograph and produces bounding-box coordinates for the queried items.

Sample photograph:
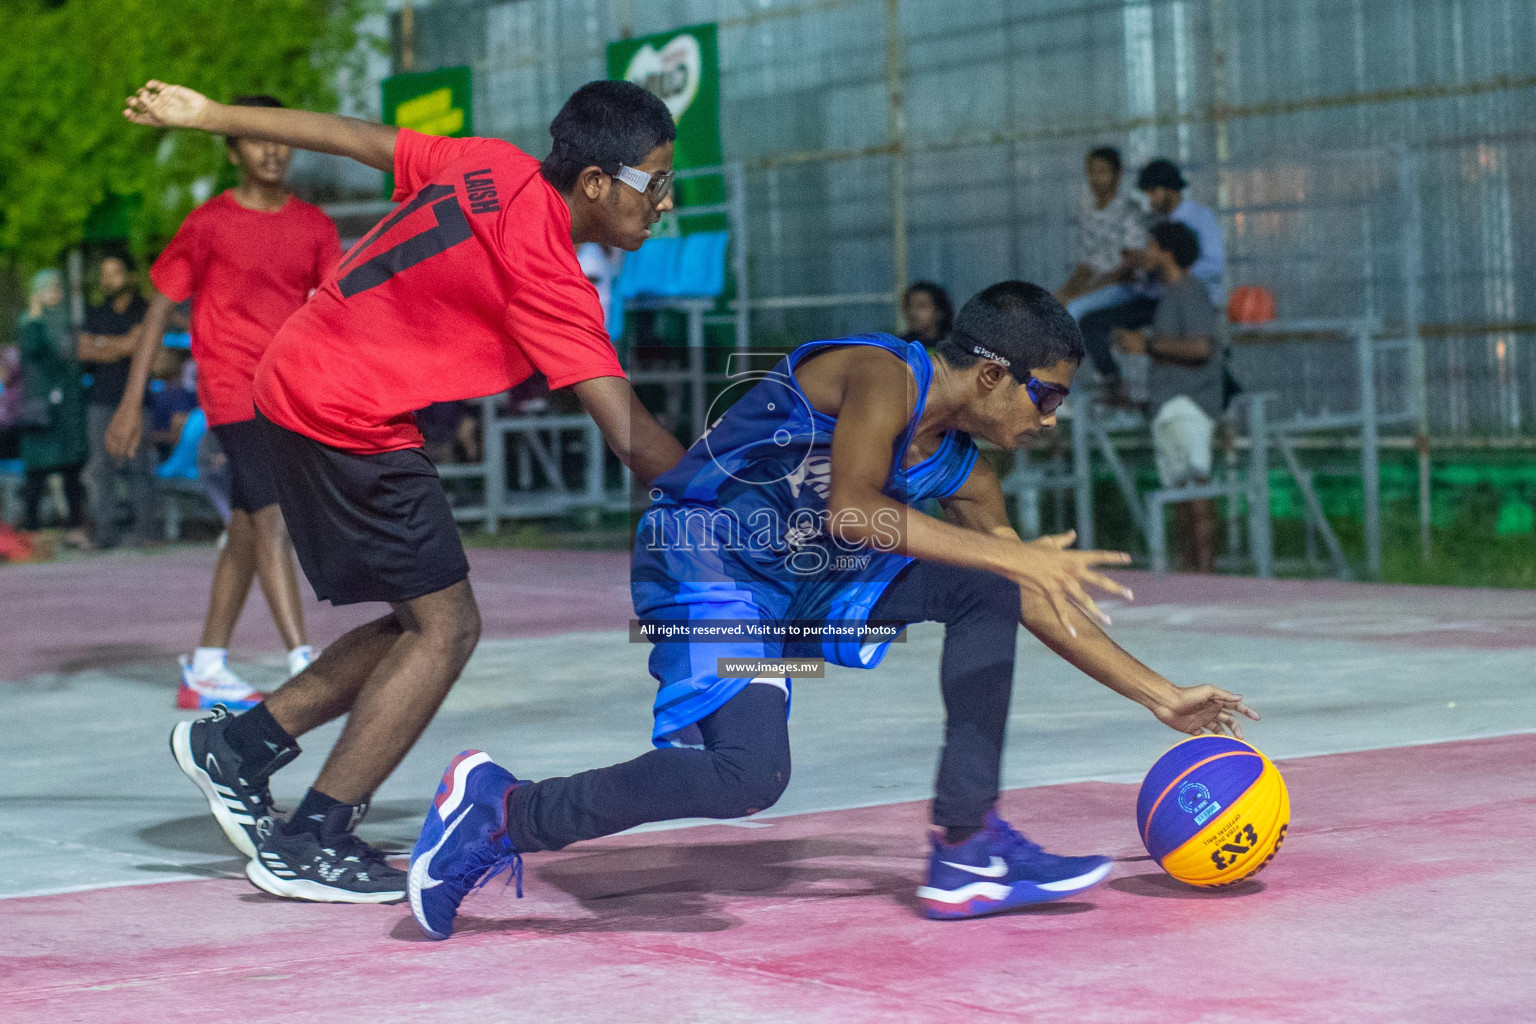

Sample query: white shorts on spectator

[1152,395,1214,488]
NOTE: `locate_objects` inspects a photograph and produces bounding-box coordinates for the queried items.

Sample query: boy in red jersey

[108,96,339,711]
[125,78,689,902]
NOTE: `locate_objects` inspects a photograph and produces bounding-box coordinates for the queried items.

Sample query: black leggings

[21,464,86,531]
[1078,295,1158,381]
[503,560,1021,852]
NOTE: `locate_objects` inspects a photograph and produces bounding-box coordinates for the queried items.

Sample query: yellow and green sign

[607,23,723,216]
[382,66,473,137]
[380,66,473,195]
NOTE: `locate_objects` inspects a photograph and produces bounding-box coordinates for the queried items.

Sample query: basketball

[1136,736,1290,887]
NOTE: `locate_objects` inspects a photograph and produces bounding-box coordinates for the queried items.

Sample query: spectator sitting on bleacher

[148,348,197,456]
[418,401,482,466]
[1113,221,1221,573]
[1054,146,1148,321]
[900,281,953,345]
[1079,158,1225,402]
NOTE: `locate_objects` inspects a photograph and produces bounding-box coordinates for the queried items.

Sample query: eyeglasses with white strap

[613,164,675,205]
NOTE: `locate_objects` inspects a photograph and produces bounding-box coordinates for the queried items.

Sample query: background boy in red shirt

[124,78,688,902]
[108,96,341,710]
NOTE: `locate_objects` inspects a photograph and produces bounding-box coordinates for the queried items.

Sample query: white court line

[2,875,242,900]
[6,724,1534,901]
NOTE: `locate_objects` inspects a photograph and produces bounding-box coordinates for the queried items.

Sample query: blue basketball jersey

[632,333,978,743]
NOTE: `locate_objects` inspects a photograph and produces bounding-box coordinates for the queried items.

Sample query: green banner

[607,23,723,216]
[382,66,473,136]
[380,66,474,195]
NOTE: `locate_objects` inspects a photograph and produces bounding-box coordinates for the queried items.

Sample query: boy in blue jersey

[409,282,1258,934]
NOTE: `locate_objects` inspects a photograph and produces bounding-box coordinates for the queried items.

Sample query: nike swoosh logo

[415,812,468,890]
[940,856,1009,878]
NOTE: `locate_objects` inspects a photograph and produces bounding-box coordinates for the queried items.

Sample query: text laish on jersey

[464,169,500,214]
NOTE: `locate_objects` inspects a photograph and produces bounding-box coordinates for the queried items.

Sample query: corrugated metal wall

[397,0,1536,439]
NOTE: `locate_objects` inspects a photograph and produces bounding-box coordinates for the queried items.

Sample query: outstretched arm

[124,81,398,173]
[571,376,688,488]
[824,349,1131,635]
[1020,532,1258,738]
[942,454,1256,737]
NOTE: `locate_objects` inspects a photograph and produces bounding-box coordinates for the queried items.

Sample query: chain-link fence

[381,0,1536,440]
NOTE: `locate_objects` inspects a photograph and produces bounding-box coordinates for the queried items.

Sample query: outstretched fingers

[124,81,195,127]
[124,86,159,124]
[1047,586,1078,639]
[1080,569,1134,601]
[1065,579,1112,628]
[1208,687,1261,722]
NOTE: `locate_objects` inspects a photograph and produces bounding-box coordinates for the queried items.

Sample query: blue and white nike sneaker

[916,811,1112,920]
[409,750,526,940]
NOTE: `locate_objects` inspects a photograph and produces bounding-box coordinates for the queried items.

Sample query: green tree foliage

[0,0,378,268]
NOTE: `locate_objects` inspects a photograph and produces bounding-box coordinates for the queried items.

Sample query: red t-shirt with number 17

[254,129,623,454]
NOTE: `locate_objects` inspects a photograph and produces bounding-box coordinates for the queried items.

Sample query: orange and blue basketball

[1136,736,1289,887]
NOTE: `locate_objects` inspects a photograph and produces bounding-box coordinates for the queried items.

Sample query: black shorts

[253,410,470,606]
[210,418,281,513]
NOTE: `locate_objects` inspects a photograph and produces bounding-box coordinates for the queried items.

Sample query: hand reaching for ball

[1154,684,1260,739]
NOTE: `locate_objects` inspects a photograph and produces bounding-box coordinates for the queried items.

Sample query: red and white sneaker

[176,654,268,711]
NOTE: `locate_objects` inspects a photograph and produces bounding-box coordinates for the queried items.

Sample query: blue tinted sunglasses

[1026,375,1071,415]
[969,344,1071,415]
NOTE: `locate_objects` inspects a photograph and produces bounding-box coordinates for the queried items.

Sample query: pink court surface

[3,548,1535,1023]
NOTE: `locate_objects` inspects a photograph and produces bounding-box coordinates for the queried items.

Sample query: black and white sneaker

[170,705,298,858]
[245,807,407,904]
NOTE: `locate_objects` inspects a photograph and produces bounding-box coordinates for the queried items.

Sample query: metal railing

[1002,317,1419,579]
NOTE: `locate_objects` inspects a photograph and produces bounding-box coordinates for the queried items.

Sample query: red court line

[4,734,1532,1024]
[8,553,1536,682]
[0,548,634,681]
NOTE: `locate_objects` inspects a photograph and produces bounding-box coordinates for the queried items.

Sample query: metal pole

[1397,145,1431,563]
[481,395,505,535]
[1070,401,1094,550]
[1209,0,1231,168]
[1093,423,1147,536]
[1246,394,1273,578]
[1278,436,1352,580]
[1147,495,1168,574]
[885,0,908,322]
[1224,427,1242,556]
[729,163,750,354]
[688,304,706,441]
[1358,322,1382,580]
[66,248,85,328]
[585,420,605,526]
[400,1,415,72]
